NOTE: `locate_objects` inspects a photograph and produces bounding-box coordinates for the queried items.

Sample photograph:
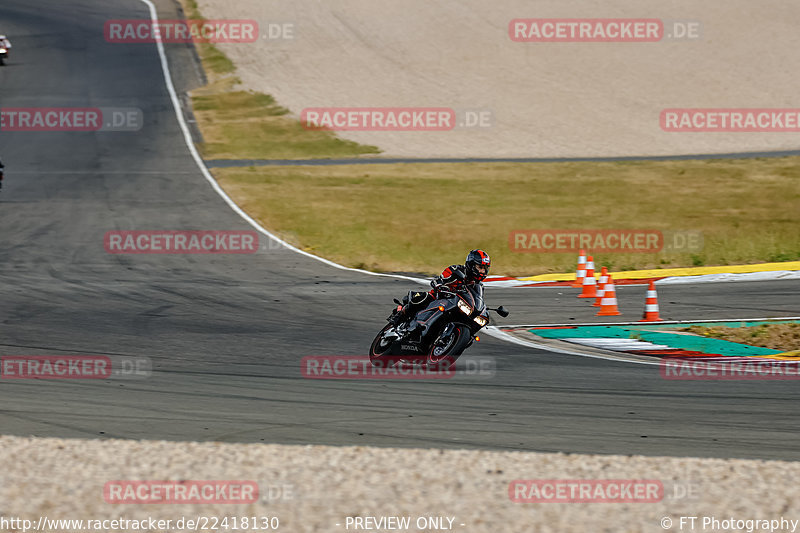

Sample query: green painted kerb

[529,325,783,357]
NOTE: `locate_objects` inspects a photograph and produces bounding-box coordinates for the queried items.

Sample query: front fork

[434,321,479,348]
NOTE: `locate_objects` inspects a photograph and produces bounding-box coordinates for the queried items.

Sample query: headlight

[474,315,488,327]
[457,300,473,316]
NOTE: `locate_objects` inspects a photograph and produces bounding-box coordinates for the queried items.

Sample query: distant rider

[390,249,492,339]
[0,35,11,55]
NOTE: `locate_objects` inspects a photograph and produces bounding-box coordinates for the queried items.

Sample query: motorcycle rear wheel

[369,323,399,368]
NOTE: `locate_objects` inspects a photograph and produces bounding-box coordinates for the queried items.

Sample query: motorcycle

[0,45,7,65]
[369,269,509,370]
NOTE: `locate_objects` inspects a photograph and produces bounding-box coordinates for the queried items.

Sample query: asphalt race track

[1,0,799,461]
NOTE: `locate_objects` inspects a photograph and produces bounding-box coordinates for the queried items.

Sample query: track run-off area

[0,0,799,463]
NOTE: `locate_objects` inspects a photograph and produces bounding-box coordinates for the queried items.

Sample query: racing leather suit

[392,264,481,332]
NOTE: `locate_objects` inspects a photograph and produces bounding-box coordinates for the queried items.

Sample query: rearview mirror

[496,306,509,318]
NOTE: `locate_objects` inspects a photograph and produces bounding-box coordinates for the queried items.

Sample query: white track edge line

[139,0,427,286]
[483,327,659,366]
[500,316,800,329]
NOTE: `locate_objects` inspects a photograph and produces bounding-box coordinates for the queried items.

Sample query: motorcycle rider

[389,249,492,341]
[0,34,11,55]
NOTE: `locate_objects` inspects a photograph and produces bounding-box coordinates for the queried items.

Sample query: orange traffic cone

[596,274,621,316]
[639,281,663,322]
[578,256,597,298]
[593,266,608,307]
[571,249,587,288]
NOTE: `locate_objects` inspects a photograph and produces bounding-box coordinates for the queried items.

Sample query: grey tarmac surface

[0,0,799,461]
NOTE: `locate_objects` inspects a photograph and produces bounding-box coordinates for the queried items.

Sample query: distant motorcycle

[0,36,11,65]
[369,269,508,370]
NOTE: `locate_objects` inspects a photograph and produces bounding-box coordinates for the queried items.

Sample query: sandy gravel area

[2,435,799,532]
[195,0,800,158]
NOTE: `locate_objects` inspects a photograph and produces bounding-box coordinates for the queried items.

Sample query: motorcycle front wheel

[426,324,471,370]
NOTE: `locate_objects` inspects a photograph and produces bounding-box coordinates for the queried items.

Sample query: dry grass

[213,159,800,275]
[178,0,236,76]
[191,90,380,159]
[685,323,800,351]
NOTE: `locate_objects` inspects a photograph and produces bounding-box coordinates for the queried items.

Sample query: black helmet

[465,249,491,281]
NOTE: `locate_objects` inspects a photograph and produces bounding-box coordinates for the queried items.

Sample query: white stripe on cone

[583,260,596,285]
[601,283,617,304]
[597,276,608,296]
